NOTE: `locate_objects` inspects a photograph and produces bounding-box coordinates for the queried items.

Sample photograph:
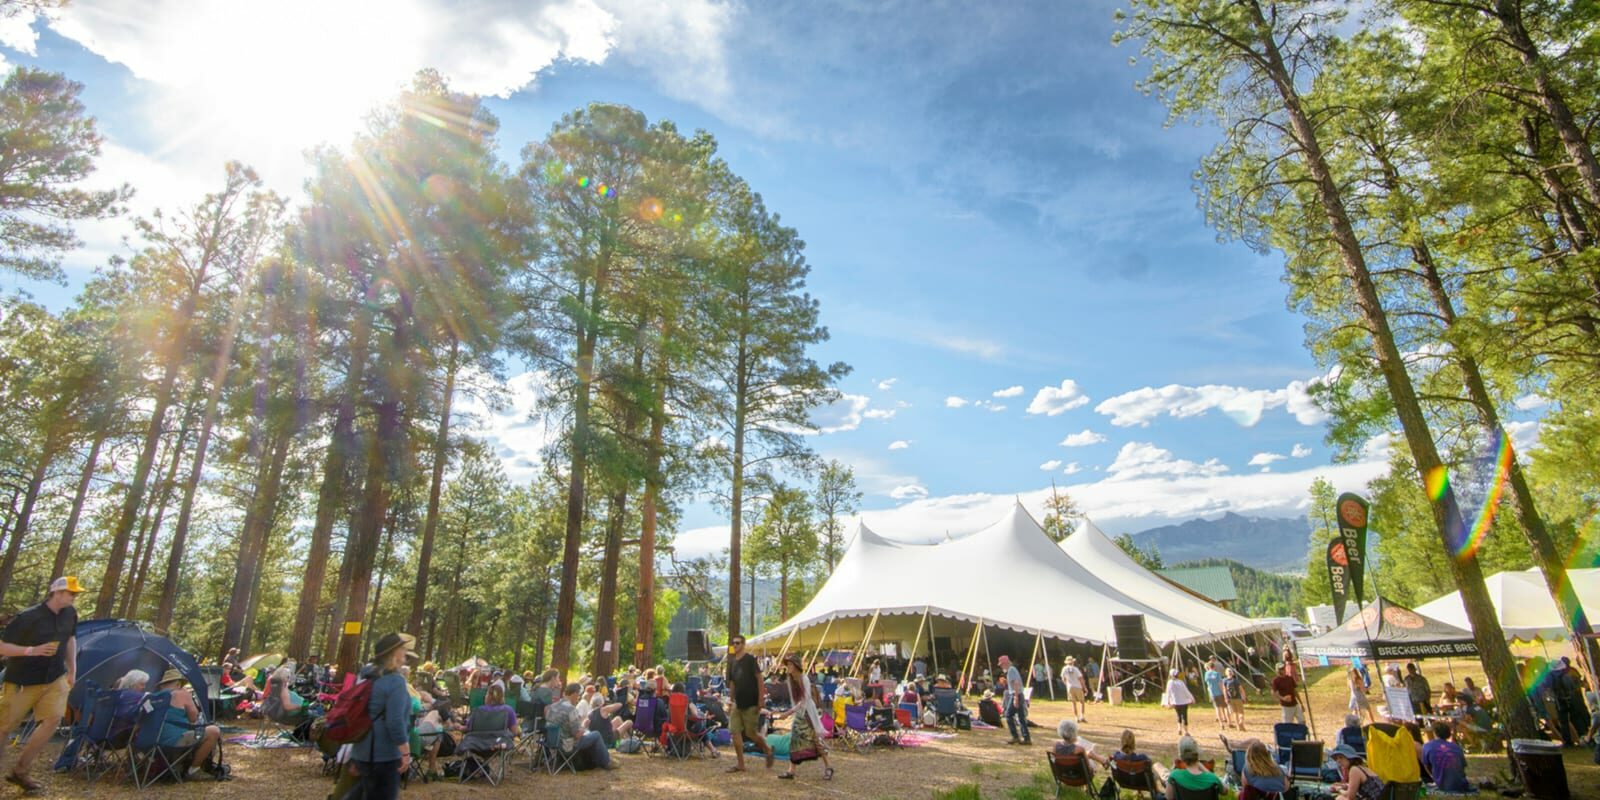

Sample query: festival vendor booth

[747,503,1275,700]
[1297,597,1479,662]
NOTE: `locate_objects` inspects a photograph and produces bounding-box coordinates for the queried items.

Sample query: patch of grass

[969,762,987,777]
[1004,787,1048,800]
[932,784,985,800]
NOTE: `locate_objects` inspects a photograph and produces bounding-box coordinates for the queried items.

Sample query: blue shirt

[360,671,412,763]
[1421,738,1471,792]
[1004,665,1025,706]
[1204,669,1224,698]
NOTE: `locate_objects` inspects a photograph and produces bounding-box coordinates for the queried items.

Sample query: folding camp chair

[897,703,918,730]
[1110,758,1160,799]
[1273,722,1309,766]
[933,688,962,728]
[456,707,513,785]
[631,695,662,756]
[686,676,701,697]
[61,682,123,783]
[868,706,903,747]
[127,691,196,788]
[1046,752,1093,798]
[1288,739,1323,782]
[542,722,579,775]
[1171,784,1222,800]
[842,704,873,753]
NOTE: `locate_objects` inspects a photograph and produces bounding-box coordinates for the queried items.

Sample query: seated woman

[1338,714,1366,755]
[466,683,519,736]
[262,666,310,726]
[1111,729,1165,792]
[109,669,151,744]
[1239,740,1287,800]
[1329,744,1385,800]
[414,692,456,782]
[587,684,634,747]
[1438,682,1460,711]
[156,669,227,780]
[1165,736,1225,800]
[1052,720,1107,780]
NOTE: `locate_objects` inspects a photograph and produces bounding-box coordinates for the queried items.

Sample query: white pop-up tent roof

[749,503,1269,650]
[1060,518,1274,638]
[1415,567,1600,642]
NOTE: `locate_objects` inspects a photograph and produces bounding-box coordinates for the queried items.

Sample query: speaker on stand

[687,629,710,661]
[1112,614,1151,660]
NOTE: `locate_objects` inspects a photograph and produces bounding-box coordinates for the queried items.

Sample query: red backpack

[320,678,377,745]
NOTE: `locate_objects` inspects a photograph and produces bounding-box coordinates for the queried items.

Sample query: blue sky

[2,0,1436,557]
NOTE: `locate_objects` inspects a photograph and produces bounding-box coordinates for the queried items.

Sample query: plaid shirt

[547,699,583,752]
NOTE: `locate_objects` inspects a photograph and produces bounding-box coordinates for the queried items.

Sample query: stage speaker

[687,629,710,661]
[1112,614,1151,660]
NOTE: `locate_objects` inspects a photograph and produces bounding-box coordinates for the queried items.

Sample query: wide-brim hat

[372,632,419,663]
[1329,744,1360,760]
[1065,656,1076,664]
[159,668,187,686]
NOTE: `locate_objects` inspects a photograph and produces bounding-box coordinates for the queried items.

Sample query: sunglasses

[731,640,745,646]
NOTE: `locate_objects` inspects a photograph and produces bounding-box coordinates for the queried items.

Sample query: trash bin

[1108,686,1123,706]
[1510,738,1568,799]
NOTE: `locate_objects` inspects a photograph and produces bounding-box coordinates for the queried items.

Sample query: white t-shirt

[1061,665,1085,690]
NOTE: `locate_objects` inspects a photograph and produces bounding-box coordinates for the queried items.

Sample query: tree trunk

[367,507,399,641]
[635,366,666,669]
[53,431,105,582]
[323,531,356,662]
[441,512,471,664]
[1247,0,1537,739]
[122,425,188,619]
[728,339,748,639]
[336,397,399,673]
[592,488,627,675]
[553,313,598,677]
[780,562,789,621]
[409,338,458,636]
[0,439,57,595]
[219,422,294,658]
[1492,0,1600,210]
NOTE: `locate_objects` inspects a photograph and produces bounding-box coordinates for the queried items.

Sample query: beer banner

[1327,539,1350,625]
[1336,492,1370,603]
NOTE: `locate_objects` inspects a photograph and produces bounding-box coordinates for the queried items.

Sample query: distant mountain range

[1128,512,1311,573]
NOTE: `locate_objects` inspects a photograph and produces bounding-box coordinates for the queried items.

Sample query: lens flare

[577,176,590,188]
[638,197,664,221]
[1425,466,1449,502]
[1450,429,1514,560]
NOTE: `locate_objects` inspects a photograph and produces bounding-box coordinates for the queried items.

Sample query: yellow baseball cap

[50,576,88,594]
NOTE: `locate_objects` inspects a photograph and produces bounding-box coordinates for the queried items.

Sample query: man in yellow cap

[0,576,85,792]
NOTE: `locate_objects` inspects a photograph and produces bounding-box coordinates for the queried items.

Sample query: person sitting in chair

[1338,714,1366,755]
[1111,729,1166,793]
[1053,720,1106,780]
[156,669,228,780]
[548,682,616,771]
[1165,736,1224,800]
[1239,740,1287,800]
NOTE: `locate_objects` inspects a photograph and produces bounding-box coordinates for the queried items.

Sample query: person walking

[1223,667,1247,731]
[345,632,417,800]
[1162,668,1196,736]
[998,655,1030,745]
[1348,666,1376,724]
[723,635,773,773]
[0,576,85,794]
[1273,664,1305,725]
[774,655,832,781]
[1204,661,1227,727]
[1060,656,1087,722]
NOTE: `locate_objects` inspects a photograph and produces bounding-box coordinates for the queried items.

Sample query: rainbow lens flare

[1448,429,1515,560]
[577,176,590,188]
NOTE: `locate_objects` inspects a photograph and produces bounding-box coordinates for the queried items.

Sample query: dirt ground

[6,664,1598,799]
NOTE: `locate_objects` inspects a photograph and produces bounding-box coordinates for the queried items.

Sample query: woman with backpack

[331,632,416,800]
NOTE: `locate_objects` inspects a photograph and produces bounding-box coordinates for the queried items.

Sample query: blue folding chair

[686,676,701,697]
[128,691,185,788]
[542,722,578,775]
[1273,722,1309,767]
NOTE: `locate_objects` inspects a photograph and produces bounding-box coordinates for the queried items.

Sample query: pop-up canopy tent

[1296,598,1478,660]
[68,619,211,722]
[748,503,1272,668]
[1415,567,1600,643]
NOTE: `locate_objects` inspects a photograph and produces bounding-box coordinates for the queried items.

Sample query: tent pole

[805,617,836,675]
[1039,630,1056,701]
[775,625,799,667]
[852,610,882,681]
[959,617,985,694]
[931,614,941,675]
[1024,629,1042,702]
[1099,641,1111,700]
[1444,655,1456,684]
[904,607,930,683]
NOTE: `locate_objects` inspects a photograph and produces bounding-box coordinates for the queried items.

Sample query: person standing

[347,632,417,800]
[1348,667,1376,725]
[1161,668,1196,736]
[1060,656,1087,722]
[997,655,1030,745]
[1083,658,1100,701]
[1031,659,1050,698]
[1273,664,1305,725]
[0,576,84,793]
[1404,663,1432,715]
[724,635,773,773]
[1223,667,1247,731]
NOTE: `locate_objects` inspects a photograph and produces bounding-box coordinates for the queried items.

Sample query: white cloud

[1504,420,1541,454]
[1026,379,1090,416]
[454,370,556,485]
[890,484,929,501]
[1039,459,1063,471]
[1062,462,1083,475]
[985,403,1007,413]
[1105,442,1228,481]
[0,7,41,55]
[1291,443,1312,458]
[877,378,898,391]
[1059,429,1107,447]
[1248,452,1285,467]
[944,396,969,408]
[672,524,729,561]
[888,440,911,451]
[1513,394,1549,412]
[993,385,1024,398]
[863,408,897,421]
[1094,378,1328,428]
[808,393,870,434]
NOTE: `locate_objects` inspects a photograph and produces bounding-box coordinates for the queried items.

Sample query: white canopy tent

[1415,567,1600,642]
[748,503,1269,653]
[1060,517,1275,638]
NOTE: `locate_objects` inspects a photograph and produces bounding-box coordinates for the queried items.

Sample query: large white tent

[1415,567,1600,642]
[1059,517,1273,638]
[748,503,1270,653]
